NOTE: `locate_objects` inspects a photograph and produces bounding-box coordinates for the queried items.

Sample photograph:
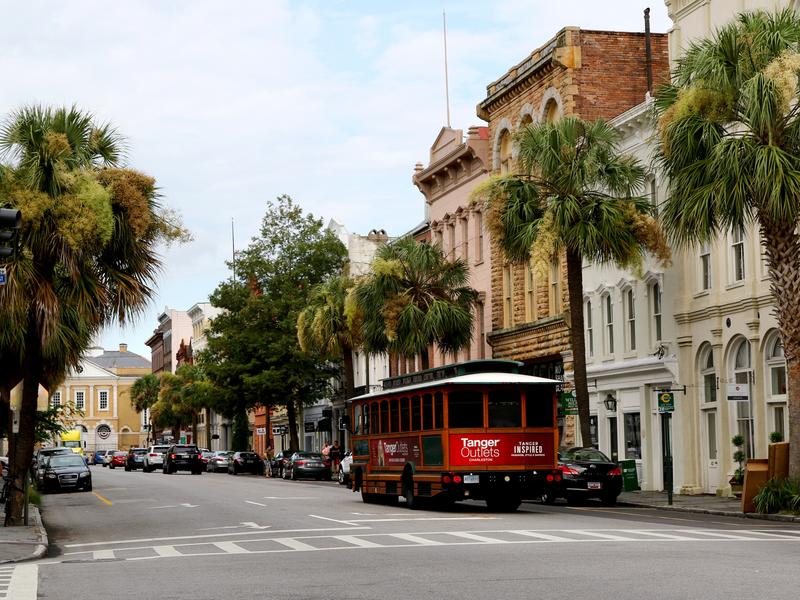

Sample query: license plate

[463,474,479,484]
[588,481,602,490]
[306,463,321,468]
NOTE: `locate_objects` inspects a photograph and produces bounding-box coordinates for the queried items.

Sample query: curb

[617,500,800,523]
[0,505,48,564]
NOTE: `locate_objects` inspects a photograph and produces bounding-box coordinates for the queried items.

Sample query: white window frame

[700,242,711,291]
[624,287,636,352]
[585,299,594,358]
[98,389,109,412]
[51,391,61,409]
[549,257,561,316]
[731,228,746,283]
[732,339,754,459]
[651,282,662,343]
[603,293,614,356]
[765,333,787,440]
[74,390,85,411]
[475,211,484,264]
[461,217,469,262]
[700,345,717,404]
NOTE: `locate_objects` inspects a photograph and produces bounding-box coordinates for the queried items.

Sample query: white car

[143,445,170,472]
[337,451,353,485]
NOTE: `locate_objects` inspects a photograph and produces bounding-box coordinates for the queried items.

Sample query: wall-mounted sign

[558,391,578,416]
[726,383,750,402]
[255,427,266,436]
[657,391,675,413]
[304,422,316,433]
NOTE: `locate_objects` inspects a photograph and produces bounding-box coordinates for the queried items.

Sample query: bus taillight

[442,474,452,484]
[453,474,462,484]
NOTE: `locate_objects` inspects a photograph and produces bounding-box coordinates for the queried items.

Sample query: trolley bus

[347,359,562,511]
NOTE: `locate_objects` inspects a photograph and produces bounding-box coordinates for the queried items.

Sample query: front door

[703,410,720,493]
[608,417,618,462]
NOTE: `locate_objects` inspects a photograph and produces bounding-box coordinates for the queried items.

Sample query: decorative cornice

[674,294,774,325]
[487,315,567,344]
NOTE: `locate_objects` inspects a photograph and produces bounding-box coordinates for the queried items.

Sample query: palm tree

[131,374,161,445]
[0,105,189,524]
[352,236,478,370]
[655,8,800,478]
[297,274,360,400]
[473,117,670,446]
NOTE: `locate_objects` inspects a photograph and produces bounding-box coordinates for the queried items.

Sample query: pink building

[413,126,492,366]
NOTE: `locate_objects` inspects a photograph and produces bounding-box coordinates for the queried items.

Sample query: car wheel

[601,492,618,507]
[85,483,93,492]
[291,469,298,481]
[337,470,345,485]
[110,464,115,470]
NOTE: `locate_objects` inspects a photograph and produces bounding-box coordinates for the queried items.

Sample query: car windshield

[132,449,147,455]
[172,446,197,452]
[561,448,612,463]
[114,451,126,457]
[215,451,234,457]
[43,448,72,456]
[49,455,86,468]
[298,453,323,460]
[239,453,257,459]
[152,446,169,453]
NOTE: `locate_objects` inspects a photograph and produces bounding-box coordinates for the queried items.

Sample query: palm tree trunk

[342,345,355,400]
[565,248,591,447]
[760,215,800,479]
[287,399,299,452]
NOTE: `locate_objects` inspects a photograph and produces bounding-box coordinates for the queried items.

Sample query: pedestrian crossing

[43,527,800,564]
[0,565,37,600]
[0,567,12,599]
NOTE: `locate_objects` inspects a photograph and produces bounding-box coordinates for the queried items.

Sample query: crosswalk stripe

[334,535,383,548]
[746,530,800,539]
[92,549,116,560]
[272,538,317,551]
[686,530,761,540]
[568,530,637,541]
[390,533,443,545]
[153,545,182,557]
[629,530,697,541]
[213,541,248,554]
[6,565,37,600]
[446,532,506,543]
[512,531,575,542]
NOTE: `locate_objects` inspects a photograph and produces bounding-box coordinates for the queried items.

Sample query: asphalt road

[9,465,800,600]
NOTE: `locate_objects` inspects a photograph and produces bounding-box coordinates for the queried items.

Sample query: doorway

[608,416,618,461]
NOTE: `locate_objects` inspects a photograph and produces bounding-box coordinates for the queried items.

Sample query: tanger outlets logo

[383,442,409,455]
[460,437,501,461]
[511,441,545,457]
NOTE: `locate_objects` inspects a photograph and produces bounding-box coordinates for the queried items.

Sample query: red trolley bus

[347,359,562,512]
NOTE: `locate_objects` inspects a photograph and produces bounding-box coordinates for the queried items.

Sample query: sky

[0,1,671,358]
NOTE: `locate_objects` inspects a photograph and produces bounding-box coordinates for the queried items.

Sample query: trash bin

[620,459,639,492]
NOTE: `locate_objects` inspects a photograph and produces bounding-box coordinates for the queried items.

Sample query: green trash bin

[619,459,639,492]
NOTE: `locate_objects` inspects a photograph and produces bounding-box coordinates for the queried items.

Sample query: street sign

[657,391,675,413]
[256,427,266,436]
[0,267,6,286]
[271,425,282,435]
[304,422,316,433]
[726,383,750,402]
[558,391,578,416]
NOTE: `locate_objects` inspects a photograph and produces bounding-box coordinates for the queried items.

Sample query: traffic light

[0,207,21,259]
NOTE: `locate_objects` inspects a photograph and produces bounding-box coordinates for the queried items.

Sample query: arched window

[700,345,717,404]
[732,338,753,458]
[499,130,513,174]
[544,99,559,123]
[765,333,787,440]
[602,293,614,355]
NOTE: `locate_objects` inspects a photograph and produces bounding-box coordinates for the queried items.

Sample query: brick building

[476,27,668,444]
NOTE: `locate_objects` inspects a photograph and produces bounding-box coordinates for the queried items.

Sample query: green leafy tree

[201,195,347,451]
[352,236,477,370]
[131,373,161,444]
[0,105,189,524]
[150,365,213,444]
[473,117,670,446]
[654,8,800,478]
[297,274,360,401]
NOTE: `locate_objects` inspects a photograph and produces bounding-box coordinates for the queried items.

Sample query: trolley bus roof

[348,372,560,402]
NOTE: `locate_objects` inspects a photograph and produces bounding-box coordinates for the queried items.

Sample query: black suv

[162,444,203,475]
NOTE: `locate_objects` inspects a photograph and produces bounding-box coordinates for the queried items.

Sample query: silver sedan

[206,451,234,473]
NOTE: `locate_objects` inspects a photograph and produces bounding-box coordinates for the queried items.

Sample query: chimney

[119,343,128,352]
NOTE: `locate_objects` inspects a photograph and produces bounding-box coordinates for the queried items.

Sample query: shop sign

[558,391,578,416]
[304,422,316,433]
[272,425,288,435]
[448,432,555,467]
[255,427,266,436]
[657,391,675,413]
[370,437,421,467]
[726,383,750,402]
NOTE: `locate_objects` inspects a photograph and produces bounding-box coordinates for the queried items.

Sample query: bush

[770,431,784,443]
[753,478,800,514]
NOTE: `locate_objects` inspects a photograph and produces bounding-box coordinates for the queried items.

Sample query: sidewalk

[618,489,800,523]
[0,504,48,564]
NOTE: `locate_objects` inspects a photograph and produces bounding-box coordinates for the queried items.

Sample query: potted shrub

[729,434,746,496]
[769,431,784,443]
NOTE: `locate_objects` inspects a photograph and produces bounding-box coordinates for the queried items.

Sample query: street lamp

[603,393,617,412]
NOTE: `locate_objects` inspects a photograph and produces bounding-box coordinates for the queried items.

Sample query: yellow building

[48,344,151,452]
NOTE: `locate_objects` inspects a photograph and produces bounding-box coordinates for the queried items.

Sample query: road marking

[747,530,800,539]
[240,522,271,530]
[629,530,696,541]
[272,538,317,551]
[92,549,116,560]
[687,530,761,540]
[92,492,113,506]
[6,565,37,600]
[214,541,248,554]
[390,533,443,545]
[245,501,267,507]
[309,514,359,526]
[447,532,506,543]
[153,546,182,557]
[512,531,574,542]
[566,507,698,522]
[567,530,636,541]
[263,496,317,500]
[347,517,496,523]
[334,535,383,548]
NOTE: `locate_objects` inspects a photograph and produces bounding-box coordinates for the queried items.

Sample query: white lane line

[348,517,496,523]
[64,526,369,548]
[390,533,443,546]
[6,565,37,600]
[687,530,762,540]
[263,496,317,500]
[214,541,248,554]
[153,546,182,557]
[446,532,505,544]
[334,535,383,548]
[92,549,116,560]
[512,531,574,542]
[568,530,637,541]
[747,530,800,539]
[240,522,271,530]
[245,501,267,507]
[309,514,359,526]
[272,538,317,551]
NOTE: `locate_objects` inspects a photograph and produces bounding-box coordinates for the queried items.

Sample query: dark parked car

[36,454,92,493]
[268,450,293,478]
[163,444,203,475]
[541,447,623,506]
[125,448,148,471]
[228,452,264,475]
[283,452,330,481]
[31,447,73,477]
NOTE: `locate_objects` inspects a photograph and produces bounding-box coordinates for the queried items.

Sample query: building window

[75,390,85,411]
[461,217,469,262]
[549,257,561,316]
[544,99,559,124]
[51,391,61,409]
[99,390,109,411]
[700,242,711,290]
[603,294,614,355]
[475,211,484,264]
[503,264,513,328]
[765,334,787,439]
[731,228,745,282]
[477,301,486,359]
[701,345,717,404]
[585,299,594,358]
[624,412,642,459]
[625,288,636,352]
[651,282,662,342]
[499,130,513,174]
[733,339,753,458]
[525,262,536,322]
[435,229,444,250]
[447,223,456,260]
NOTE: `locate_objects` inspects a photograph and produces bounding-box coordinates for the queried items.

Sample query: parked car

[108,451,127,469]
[125,448,148,471]
[337,450,353,485]
[31,447,73,477]
[35,453,92,493]
[163,444,203,474]
[143,445,170,472]
[103,450,118,467]
[541,447,623,506]
[284,452,330,481]
[200,449,214,466]
[228,451,263,475]
[268,450,293,478]
[206,451,233,473]
[93,450,109,466]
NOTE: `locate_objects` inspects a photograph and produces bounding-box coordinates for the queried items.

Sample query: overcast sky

[1,1,671,358]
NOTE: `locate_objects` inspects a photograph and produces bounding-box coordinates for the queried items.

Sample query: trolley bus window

[447,390,484,428]
[400,397,410,432]
[390,398,399,432]
[370,401,379,433]
[488,389,522,427]
[411,395,421,431]
[422,435,443,465]
[354,404,362,435]
[434,392,443,428]
[422,394,433,430]
[380,400,389,433]
[524,385,555,427]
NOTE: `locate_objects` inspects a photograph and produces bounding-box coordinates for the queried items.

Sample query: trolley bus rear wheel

[402,475,418,510]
